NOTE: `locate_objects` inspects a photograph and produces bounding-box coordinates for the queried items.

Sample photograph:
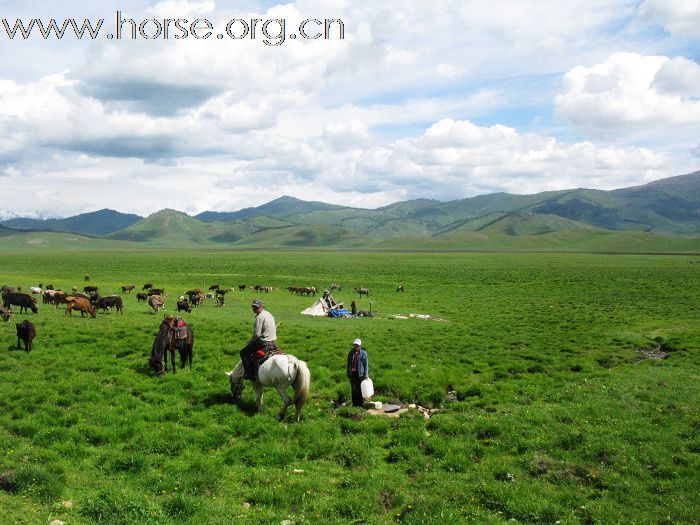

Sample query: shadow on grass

[133,363,155,376]
[199,392,234,407]
[233,398,259,417]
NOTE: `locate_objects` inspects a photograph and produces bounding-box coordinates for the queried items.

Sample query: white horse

[226,354,311,422]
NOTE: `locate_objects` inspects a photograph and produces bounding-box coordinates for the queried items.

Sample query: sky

[0,0,699,218]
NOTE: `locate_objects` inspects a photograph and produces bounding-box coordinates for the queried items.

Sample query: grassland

[0,251,698,524]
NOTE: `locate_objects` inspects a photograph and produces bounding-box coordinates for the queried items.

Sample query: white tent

[301,299,328,316]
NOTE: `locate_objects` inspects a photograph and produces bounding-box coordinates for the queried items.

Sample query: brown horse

[150,316,193,376]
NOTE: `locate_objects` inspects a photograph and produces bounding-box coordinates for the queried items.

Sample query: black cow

[238,284,246,291]
[16,320,36,352]
[176,300,192,313]
[148,288,165,297]
[208,284,220,291]
[95,295,124,314]
[136,292,148,302]
[142,283,153,290]
[83,285,99,294]
[2,293,38,314]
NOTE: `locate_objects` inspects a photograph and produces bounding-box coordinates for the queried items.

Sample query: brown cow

[354,287,370,298]
[148,294,165,314]
[65,296,97,318]
[0,304,11,322]
[121,285,136,293]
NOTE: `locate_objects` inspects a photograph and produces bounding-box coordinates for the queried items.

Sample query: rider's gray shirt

[252,309,277,343]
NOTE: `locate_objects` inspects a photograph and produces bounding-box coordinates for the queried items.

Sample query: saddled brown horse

[150,316,193,376]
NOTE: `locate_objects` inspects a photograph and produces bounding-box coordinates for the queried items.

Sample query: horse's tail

[293,359,311,422]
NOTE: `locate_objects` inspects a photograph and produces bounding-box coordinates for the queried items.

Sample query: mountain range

[1,171,699,251]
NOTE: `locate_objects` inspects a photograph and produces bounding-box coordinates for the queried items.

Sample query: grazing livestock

[30,286,42,295]
[396,285,404,292]
[49,291,68,308]
[354,287,370,298]
[84,274,91,282]
[150,316,193,376]
[95,295,124,314]
[45,284,54,290]
[83,285,99,295]
[121,285,136,293]
[2,293,38,314]
[185,289,204,307]
[16,320,36,352]
[176,300,192,313]
[209,284,220,291]
[136,292,148,302]
[288,286,316,296]
[148,288,165,297]
[142,283,153,290]
[148,294,165,314]
[65,296,97,318]
[329,283,341,291]
[227,353,311,422]
[238,284,246,291]
[0,305,11,322]
[216,295,225,307]
[1,286,16,294]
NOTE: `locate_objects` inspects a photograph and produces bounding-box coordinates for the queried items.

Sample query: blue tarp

[327,308,350,317]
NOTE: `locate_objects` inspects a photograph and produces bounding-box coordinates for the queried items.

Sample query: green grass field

[0,251,698,524]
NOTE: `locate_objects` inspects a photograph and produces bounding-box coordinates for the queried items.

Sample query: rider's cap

[353,338,362,346]
[251,299,264,308]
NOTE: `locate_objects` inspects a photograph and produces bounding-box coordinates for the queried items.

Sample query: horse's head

[226,367,245,401]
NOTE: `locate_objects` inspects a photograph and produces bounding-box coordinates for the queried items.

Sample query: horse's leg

[276,385,292,422]
[254,381,264,414]
[171,347,176,374]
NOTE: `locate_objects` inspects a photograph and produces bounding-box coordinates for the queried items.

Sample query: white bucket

[360,377,374,399]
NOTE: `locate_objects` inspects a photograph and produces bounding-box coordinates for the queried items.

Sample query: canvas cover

[301,299,328,316]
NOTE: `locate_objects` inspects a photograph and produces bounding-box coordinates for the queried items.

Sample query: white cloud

[348,119,675,199]
[555,53,700,136]
[637,0,700,38]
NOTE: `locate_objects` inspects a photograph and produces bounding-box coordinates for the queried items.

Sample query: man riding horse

[239,299,277,380]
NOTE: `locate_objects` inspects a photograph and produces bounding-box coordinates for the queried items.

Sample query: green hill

[195,196,344,222]
[476,212,597,236]
[0,230,137,250]
[1,172,698,252]
[231,224,372,248]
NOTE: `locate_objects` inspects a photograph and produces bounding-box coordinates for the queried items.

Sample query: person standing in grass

[346,338,368,407]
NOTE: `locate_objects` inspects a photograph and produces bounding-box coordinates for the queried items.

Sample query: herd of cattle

[1,281,385,323]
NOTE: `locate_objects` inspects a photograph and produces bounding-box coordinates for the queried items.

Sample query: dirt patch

[635,342,671,361]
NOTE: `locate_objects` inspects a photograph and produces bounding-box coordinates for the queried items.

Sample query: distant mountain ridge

[0,209,142,236]
[2,171,699,250]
